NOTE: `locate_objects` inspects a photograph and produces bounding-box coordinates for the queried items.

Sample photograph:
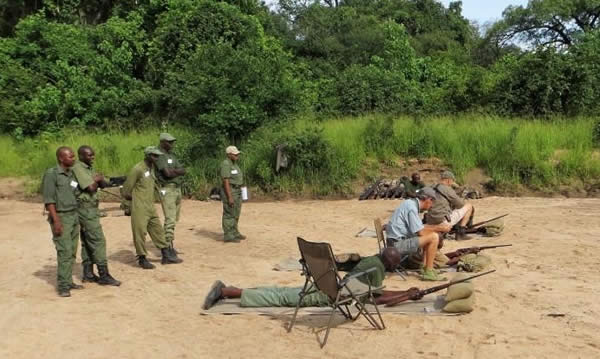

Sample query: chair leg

[320,307,337,348]
[287,293,306,332]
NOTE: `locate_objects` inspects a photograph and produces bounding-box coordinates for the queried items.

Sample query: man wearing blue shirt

[386,187,451,281]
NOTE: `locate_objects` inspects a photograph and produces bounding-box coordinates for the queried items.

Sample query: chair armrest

[339,267,376,287]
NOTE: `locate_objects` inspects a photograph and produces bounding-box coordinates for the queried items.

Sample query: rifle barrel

[478,244,512,250]
[469,213,509,229]
[385,270,496,307]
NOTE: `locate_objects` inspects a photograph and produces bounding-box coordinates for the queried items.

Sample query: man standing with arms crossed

[156,133,186,255]
[72,145,121,286]
[42,147,83,297]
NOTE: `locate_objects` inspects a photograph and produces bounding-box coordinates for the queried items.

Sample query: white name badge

[167,159,173,164]
[231,169,238,175]
[144,171,150,177]
[70,181,78,188]
[160,189,166,196]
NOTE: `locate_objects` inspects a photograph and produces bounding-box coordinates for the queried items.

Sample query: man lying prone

[203,247,423,310]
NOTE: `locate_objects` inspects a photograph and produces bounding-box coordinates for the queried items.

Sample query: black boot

[161,247,183,265]
[169,242,180,256]
[82,263,99,283]
[138,255,155,269]
[455,226,473,241]
[97,265,121,286]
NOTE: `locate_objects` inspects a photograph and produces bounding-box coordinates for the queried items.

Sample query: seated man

[203,247,419,309]
[386,187,451,281]
[425,171,474,240]
[401,172,425,198]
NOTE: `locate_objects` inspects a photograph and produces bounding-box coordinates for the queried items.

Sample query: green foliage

[0,13,152,135]
[148,0,302,140]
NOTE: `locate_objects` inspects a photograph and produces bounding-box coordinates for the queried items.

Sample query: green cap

[441,171,456,181]
[144,146,163,156]
[159,133,176,141]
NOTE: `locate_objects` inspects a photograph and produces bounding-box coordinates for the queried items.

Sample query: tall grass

[1,115,598,196]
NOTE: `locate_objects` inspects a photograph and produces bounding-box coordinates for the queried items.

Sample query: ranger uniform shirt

[42,165,79,212]
[427,183,465,224]
[71,161,98,203]
[122,161,158,216]
[402,179,425,198]
[220,158,243,187]
[155,150,184,186]
[349,256,385,288]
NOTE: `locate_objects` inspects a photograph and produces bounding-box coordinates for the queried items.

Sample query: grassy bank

[1,115,599,197]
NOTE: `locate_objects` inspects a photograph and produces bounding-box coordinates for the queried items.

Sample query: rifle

[449,213,509,234]
[384,270,495,307]
[108,176,127,187]
[445,244,512,265]
[359,179,382,200]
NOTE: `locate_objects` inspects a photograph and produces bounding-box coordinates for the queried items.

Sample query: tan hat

[159,132,176,141]
[225,146,241,155]
[144,146,163,156]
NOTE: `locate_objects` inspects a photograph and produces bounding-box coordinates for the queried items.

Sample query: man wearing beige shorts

[425,171,474,240]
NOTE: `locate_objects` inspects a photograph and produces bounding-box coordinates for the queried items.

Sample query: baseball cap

[144,146,163,156]
[225,146,241,155]
[416,187,437,199]
[441,171,456,181]
[159,133,176,141]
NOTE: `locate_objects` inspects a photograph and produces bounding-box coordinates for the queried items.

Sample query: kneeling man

[386,187,451,281]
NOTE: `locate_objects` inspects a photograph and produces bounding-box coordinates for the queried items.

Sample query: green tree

[491,0,600,48]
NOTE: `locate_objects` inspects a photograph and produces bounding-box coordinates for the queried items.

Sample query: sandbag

[443,294,475,313]
[445,282,474,301]
[403,250,449,269]
[481,219,504,237]
[457,253,491,272]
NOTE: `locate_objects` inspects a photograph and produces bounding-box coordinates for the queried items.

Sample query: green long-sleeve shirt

[122,161,158,216]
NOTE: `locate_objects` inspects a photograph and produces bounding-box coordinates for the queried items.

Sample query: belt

[78,201,99,209]
[230,184,242,189]
[57,208,78,213]
[163,183,179,188]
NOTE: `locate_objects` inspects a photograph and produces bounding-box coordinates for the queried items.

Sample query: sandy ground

[1,196,599,359]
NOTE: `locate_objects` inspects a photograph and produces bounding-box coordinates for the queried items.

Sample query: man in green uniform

[156,133,186,255]
[202,247,421,309]
[121,146,183,269]
[42,147,83,297]
[72,145,121,286]
[220,145,245,243]
[401,172,425,198]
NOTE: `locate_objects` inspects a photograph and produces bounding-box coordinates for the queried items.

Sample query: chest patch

[70,180,78,188]
[231,169,238,175]
[167,159,173,164]
[144,171,150,177]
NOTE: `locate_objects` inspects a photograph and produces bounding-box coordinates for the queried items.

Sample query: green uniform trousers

[159,185,182,244]
[221,188,242,242]
[50,211,80,291]
[241,287,330,307]
[131,211,168,256]
[78,206,107,266]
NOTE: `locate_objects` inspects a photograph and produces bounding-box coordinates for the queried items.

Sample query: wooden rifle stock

[384,270,496,307]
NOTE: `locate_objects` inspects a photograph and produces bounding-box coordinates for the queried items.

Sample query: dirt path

[1,197,599,358]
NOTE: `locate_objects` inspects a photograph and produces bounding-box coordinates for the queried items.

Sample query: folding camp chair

[287,237,385,348]
[374,218,408,280]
